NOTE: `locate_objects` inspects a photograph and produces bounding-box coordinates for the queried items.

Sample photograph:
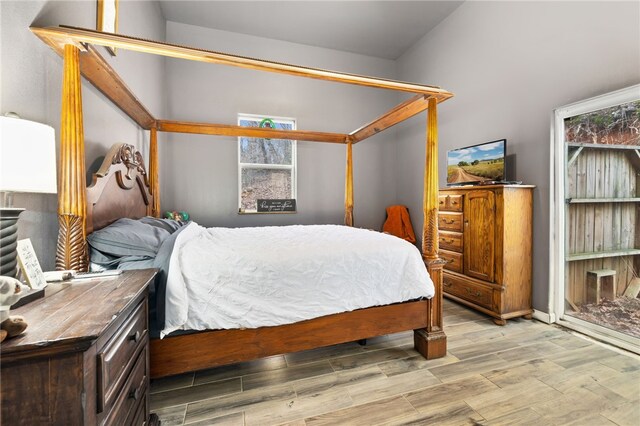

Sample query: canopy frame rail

[350,94,432,143]
[157,120,349,144]
[32,25,453,100]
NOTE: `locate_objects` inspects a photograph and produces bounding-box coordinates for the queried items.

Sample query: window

[238,114,297,212]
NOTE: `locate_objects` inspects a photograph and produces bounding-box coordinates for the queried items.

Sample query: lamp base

[0,208,25,278]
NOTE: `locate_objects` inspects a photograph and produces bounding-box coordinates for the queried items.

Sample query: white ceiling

[159,1,464,60]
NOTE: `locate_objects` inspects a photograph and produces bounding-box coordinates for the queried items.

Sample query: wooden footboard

[150,300,431,378]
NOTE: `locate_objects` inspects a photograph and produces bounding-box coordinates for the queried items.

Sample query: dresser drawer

[438,194,463,212]
[130,394,147,426]
[439,230,463,252]
[443,273,493,309]
[439,249,463,273]
[438,212,463,232]
[98,301,148,413]
[102,347,148,426]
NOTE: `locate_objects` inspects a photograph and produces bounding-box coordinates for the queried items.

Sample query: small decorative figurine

[0,276,29,342]
[163,211,190,221]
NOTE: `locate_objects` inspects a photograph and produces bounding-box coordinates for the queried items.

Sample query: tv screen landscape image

[447,139,506,185]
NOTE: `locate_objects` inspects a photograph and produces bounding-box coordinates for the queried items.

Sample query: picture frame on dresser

[16,238,47,290]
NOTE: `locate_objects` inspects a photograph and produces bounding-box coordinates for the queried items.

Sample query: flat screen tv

[446,139,506,186]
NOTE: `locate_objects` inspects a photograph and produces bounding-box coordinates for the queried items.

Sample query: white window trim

[237,113,297,213]
[549,84,640,353]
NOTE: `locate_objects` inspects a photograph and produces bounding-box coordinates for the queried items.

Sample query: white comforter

[162,223,434,337]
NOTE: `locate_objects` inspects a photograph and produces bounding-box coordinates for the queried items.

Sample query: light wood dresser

[0,269,158,425]
[438,185,535,325]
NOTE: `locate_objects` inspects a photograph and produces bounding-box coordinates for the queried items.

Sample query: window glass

[238,114,296,212]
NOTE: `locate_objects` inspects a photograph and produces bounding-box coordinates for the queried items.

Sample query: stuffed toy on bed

[164,211,189,221]
[0,276,29,343]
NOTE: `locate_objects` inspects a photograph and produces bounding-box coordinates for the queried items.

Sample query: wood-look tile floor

[150,300,640,425]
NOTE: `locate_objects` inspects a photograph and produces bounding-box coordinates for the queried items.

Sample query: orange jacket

[382,205,416,243]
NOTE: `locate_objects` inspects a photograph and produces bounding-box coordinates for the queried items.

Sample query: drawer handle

[465,288,482,298]
[442,219,455,225]
[128,386,141,401]
[451,200,459,205]
[445,258,455,264]
[443,281,452,288]
[128,330,141,343]
[441,238,455,244]
[439,200,444,205]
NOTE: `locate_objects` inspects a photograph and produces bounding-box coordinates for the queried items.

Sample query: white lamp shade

[0,116,57,193]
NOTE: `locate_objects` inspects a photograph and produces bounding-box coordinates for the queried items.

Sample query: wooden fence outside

[565,147,639,306]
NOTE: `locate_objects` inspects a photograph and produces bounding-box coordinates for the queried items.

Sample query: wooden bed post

[149,126,160,217]
[56,44,88,272]
[414,96,447,358]
[344,138,354,226]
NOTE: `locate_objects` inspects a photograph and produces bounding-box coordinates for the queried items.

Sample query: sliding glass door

[552,85,640,353]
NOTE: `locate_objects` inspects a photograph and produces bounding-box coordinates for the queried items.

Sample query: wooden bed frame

[31,25,453,378]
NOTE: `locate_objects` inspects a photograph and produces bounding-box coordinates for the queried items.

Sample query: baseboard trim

[532,310,555,324]
[557,318,640,356]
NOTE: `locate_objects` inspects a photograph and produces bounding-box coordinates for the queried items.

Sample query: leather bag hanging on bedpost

[383,205,417,244]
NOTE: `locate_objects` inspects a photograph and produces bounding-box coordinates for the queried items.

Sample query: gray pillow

[87,217,171,257]
[139,216,185,234]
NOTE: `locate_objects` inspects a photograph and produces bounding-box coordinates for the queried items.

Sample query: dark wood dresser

[0,269,157,425]
[438,185,534,325]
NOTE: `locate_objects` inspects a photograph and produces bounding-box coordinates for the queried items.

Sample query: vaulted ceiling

[159,1,463,60]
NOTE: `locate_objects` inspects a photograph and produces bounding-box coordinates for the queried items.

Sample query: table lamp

[0,115,57,278]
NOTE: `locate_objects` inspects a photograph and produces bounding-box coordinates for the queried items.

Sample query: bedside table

[0,269,158,425]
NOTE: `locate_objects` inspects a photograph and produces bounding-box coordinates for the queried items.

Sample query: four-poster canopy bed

[31,25,454,378]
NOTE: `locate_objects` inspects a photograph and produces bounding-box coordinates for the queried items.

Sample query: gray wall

[395,1,640,312]
[161,21,398,229]
[4,0,638,310]
[0,0,166,270]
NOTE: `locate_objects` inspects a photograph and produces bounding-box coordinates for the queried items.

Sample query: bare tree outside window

[238,115,296,212]
[564,101,640,146]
